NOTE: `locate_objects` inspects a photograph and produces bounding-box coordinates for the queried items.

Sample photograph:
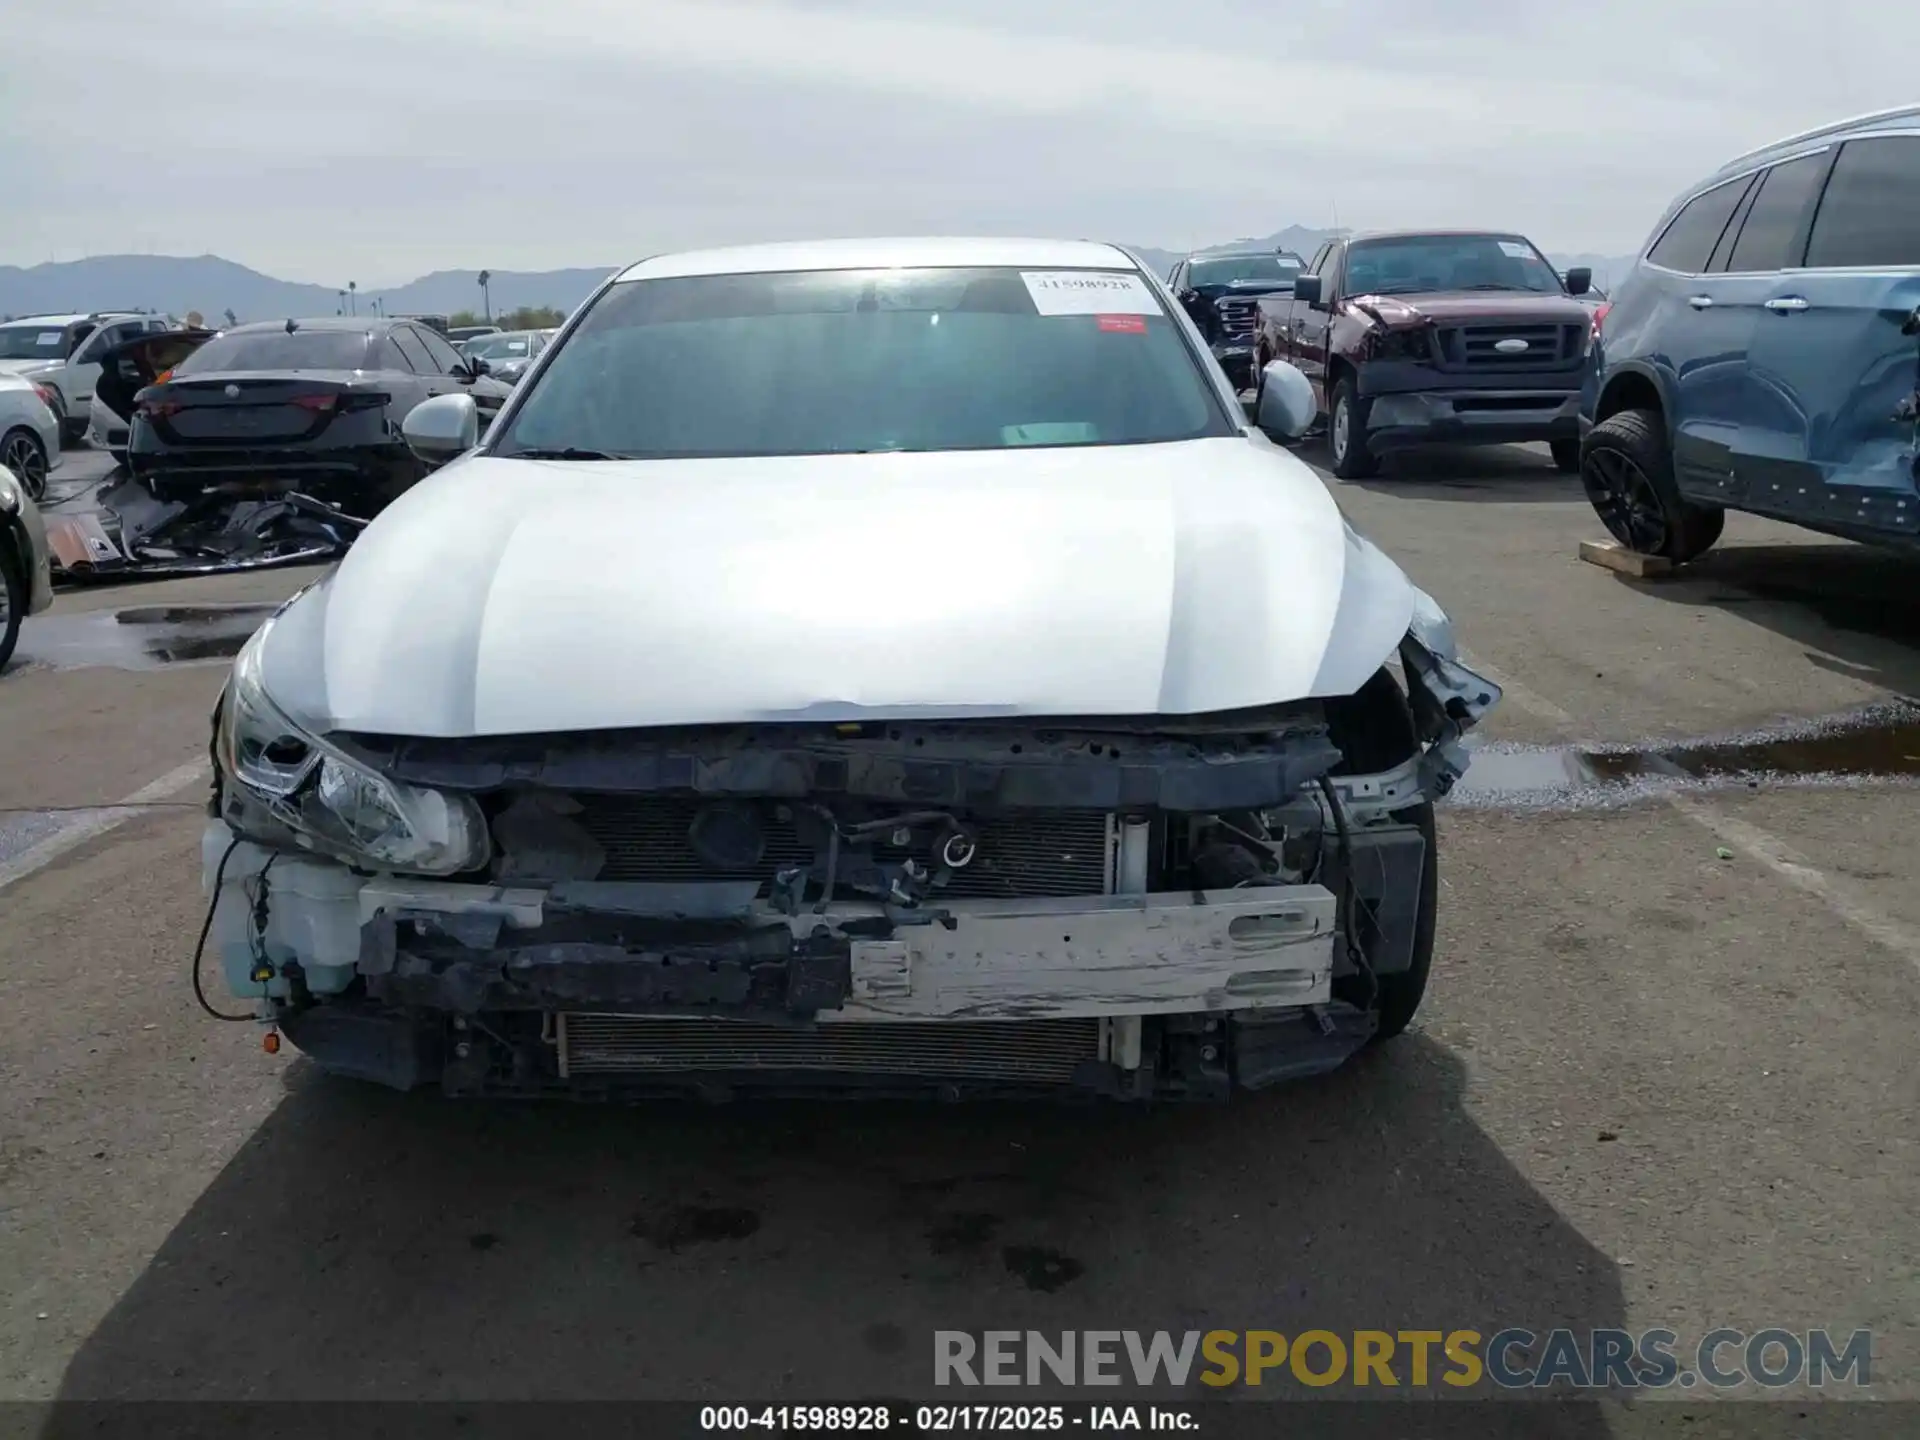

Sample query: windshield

[494,266,1233,459]
[1187,255,1301,287]
[467,332,538,360]
[0,325,74,361]
[172,329,373,373]
[1344,235,1563,295]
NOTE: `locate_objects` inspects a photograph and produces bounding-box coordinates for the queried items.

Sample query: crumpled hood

[1346,290,1590,328]
[261,439,1424,738]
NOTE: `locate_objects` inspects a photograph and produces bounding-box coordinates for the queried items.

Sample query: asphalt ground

[1,437,1916,1420]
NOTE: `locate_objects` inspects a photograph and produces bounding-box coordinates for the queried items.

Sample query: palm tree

[347,281,357,316]
[478,270,492,323]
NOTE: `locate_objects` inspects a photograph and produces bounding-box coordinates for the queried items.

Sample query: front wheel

[1580,408,1724,563]
[0,538,25,671]
[1549,437,1581,473]
[1,426,50,501]
[1323,669,1436,1040]
[1328,377,1379,479]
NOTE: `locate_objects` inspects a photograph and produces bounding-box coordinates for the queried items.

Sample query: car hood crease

[261,440,1422,738]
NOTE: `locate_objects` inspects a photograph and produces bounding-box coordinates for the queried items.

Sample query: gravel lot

[2,438,1916,1412]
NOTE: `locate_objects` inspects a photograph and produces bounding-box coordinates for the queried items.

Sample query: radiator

[571,795,1115,899]
[557,1014,1101,1084]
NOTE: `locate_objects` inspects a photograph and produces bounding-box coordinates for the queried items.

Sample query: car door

[1168,261,1210,334]
[1635,169,1763,497]
[1682,147,1832,506]
[415,323,506,430]
[1659,155,1833,501]
[1744,131,1920,540]
[382,327,436,424]
[1289,242,1341,407]
[65,319,144,409]
[1258,242,1327,383]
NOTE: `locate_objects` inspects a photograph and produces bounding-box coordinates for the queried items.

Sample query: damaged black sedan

[197,237,1500,1101]
[76,318,514,580]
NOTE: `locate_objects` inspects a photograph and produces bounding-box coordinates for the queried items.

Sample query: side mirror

[1255,360,1316,440]
[467,356,491,377]
[402,392,479,465]
[1564,267,1592,296]
[1291,274,1324,307]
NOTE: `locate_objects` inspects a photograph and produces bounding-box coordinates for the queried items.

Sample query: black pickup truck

[1251,230,1594,478]
[1167,248,1306,393]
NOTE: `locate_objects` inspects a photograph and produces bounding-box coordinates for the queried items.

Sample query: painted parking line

[1463,651,1920,972]
[0,759,210,893]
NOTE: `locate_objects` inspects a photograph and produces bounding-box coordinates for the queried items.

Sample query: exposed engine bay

[203,632,1497,1101]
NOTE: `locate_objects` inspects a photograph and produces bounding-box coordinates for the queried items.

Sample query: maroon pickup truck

[1251,230,1595,478]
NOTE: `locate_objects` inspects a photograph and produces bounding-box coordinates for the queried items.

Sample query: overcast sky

[3,0,1909,285]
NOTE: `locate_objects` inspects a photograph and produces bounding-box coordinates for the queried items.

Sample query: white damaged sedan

[202,237,1500,1100]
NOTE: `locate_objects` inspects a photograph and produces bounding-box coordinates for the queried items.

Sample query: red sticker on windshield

[1096,314,1147,333]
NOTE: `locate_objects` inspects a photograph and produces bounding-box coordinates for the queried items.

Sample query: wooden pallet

[1578,539,1672,578]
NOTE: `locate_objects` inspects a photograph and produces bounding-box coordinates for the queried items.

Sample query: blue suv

[1580,106,1920,563]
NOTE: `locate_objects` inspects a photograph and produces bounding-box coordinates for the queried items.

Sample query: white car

[0,312,173,445]
[0,459,55,670]
[198,237,1501,1100]
[0,373,62,501]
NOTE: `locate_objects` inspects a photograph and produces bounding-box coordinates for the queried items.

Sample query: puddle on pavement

[1449,701,1920,809]
[10,603,277,672]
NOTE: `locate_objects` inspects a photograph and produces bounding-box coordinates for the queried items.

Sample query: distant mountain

[0,233,1638,322]
[0,254,616,324]
[1132,226,1345,279]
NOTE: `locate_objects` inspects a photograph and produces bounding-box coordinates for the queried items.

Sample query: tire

[1328,375,1379,479]
[1549,437,1581,474]
[0,535,24,672]
[0,426,50,501]
[1580,408,1724,563]
[1323,668,1437,1041]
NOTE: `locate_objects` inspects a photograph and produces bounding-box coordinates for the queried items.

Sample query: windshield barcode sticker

[1021,271,1158,316]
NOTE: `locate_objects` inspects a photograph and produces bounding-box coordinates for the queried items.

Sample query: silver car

[459,328,553,383]
[0,461,55,670]
[0,374,62,501]
[198,237,1500,1101]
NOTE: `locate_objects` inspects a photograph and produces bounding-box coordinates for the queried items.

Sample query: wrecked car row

[195,238,1503,1101]
[45,316,513,583]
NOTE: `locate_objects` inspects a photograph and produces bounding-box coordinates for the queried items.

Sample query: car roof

[1708,102,1920,182]
[1187,247,1299,260]
[222,317,388,334]
[2,313,97,326]
[1345,229,1534,244]
[616,237,1138,282]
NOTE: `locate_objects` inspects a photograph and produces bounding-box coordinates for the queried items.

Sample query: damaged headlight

[217,621,490,875]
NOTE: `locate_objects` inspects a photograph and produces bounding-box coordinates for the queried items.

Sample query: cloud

[1,0,1909,280]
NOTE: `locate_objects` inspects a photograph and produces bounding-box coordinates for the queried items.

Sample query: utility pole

[348,281,357,315]
[478,270,492,323]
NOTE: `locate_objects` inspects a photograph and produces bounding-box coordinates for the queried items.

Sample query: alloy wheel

[2,430,47,500]
[1584,446,1668,554]
[1331,395,1350,464]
